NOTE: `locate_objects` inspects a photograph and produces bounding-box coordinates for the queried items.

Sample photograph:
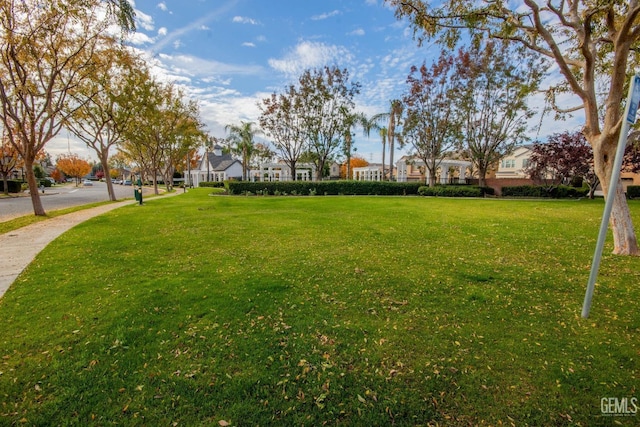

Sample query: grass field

[0,188,639,426]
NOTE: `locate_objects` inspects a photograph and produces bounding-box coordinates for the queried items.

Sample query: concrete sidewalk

[0,200,136,298]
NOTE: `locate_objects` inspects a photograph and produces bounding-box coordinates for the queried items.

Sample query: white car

[82,180,93,186]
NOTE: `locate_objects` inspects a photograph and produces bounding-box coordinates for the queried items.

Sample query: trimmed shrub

[198,181,226,188]
[502,185,588,198]
[418,185,483,197]
[227,181,422,196]
[0,180,23,193]
[627,185,640,199]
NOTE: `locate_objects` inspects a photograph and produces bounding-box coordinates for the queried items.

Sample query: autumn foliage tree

[340,156,369,179]
[454,42,542,187]
[402,52,460,187]
[0,0,134,215]
[56,155,92,186]
[1,138,21,195]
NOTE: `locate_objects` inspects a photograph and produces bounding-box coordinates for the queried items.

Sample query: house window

[501,159,516,168]
[522,159,530,168]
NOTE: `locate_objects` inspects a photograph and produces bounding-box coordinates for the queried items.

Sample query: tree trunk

[24,158,45,216]
[316,158,325,181]
[2,174,8,195]
[593,135,639,255]
[427,168,437,187]
[100,151,117,201]
[478,163,488,188]
[290,160,297,181]
[388,135,394,181]
[381,139,386,180]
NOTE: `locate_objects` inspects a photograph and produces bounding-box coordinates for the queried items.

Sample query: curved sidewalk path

[0,192,181,298]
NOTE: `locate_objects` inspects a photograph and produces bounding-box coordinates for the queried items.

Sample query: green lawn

[1,189,639,426]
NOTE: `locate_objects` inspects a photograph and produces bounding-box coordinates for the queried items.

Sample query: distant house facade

[188,145,243,186]
[353,165,384,181]
[396,155,471,184]
[249,162,317,182]
[494,145,533,179]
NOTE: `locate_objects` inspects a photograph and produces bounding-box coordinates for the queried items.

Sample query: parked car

[113,179,122,184]
[82,180,93,186]
[123,179,132,186]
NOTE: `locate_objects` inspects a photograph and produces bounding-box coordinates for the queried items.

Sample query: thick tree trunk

[290,160,297,181]
[609,181,638,255]
[478,163,488,188]
[99,152,117,201]
[594,135,639,255]
[24,158,45,216]
[2,175,8,195]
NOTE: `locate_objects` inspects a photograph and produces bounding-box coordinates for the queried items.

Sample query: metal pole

[582,74,640,318]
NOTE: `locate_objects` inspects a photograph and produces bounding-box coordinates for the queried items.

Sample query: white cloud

[242,42,256,48]
[135,10,155,31]
[158,27,168,36]
[311,10,340,21]
[365,0,377,5]
[268,41,353,77]
[157,2,168,12]
[348,28,365,36]
[232,16,259,25]
[148,1,240,55]
[173,39,183,49]
[128,32,155,46]
[153,53,264,79]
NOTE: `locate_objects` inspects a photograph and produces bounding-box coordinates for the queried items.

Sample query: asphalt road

[0,181,147,221]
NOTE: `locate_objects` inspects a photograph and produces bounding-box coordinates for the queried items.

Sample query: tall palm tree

[225,121,262,181]
[378,127,388,179]
[342,110,370,180]
[359,113,388,179]
[387,100,404,181]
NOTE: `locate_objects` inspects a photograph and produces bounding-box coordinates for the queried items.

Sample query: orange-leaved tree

[56,154,92,186]
[340,156,369,179]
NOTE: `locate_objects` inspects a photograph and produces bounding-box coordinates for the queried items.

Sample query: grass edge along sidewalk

[0,190,638,425]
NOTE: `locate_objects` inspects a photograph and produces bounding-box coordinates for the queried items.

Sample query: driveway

[0,181,153,221]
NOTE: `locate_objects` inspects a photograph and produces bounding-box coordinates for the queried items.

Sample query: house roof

[206,152,240,172]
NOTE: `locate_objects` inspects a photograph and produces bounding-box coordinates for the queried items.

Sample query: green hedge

[227,181,422,196]
[0,180,22,193]
[418,185,486,197]
[627,185,640,199]
[502,185,589,198]
[198,181,226,188]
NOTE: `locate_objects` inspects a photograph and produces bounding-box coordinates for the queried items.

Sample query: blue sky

[49,0,583,164]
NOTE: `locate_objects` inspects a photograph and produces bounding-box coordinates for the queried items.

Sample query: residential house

[395,155,471,184]
[494,145,533,179]
[188,145,243,186]
[492,144,640,194]
[249,162,317,182]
